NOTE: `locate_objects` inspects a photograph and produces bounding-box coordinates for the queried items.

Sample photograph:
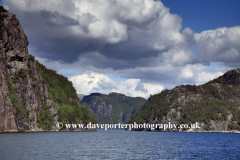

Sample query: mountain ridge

[81,92,146,124]
[129,69,240,133]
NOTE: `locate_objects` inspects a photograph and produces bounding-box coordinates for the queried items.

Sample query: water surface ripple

[0,130,239,159]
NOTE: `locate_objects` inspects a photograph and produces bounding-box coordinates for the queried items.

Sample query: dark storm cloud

[17,10,108,62]
[4,0,180,65]
[2,0,239,97]
[4,0,239,68]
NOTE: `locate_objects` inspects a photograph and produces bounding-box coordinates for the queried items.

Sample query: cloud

[3,0,185,62]
[194,26,240,64]
[39,55,228,93]
[181,67,193,79]
[178,64,227,85]
[2,0,240,98]
[69,72,163,98]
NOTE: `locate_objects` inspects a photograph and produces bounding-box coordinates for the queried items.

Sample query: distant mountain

[77,94,85,101]
[81,92,146,124]
[129,69,240,133]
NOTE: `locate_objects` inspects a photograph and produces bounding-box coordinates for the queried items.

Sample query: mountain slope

[81,92,146,124]
[129,69,240,132]
[0,6,96,132]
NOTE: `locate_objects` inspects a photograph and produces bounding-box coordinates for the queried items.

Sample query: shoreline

[1,129,239,133]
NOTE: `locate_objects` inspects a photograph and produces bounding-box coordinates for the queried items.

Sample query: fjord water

[0,130,240,159]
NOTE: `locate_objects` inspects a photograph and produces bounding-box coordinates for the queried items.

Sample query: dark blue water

[0,130,240,159]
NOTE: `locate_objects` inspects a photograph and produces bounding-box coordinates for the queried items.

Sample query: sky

[2,0,240,98]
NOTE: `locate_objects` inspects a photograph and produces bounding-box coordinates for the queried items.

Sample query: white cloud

[36,55,230,98]
[195,71,224,85]
[178,64,226,85]
[89,20,128,43]
[69,72,163,99]
[181,67,193,79]
[194,26,240,62]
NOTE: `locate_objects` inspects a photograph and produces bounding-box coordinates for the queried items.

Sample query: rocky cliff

[81,92,146,124]
[0,7,96,132]
[129,69,240,133]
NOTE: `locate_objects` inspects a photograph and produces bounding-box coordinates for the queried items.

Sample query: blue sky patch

[206,62,221,70]
[58,69,80,75]
[191,46,199,53]
[107,74,127,82]
[161,0,240,33]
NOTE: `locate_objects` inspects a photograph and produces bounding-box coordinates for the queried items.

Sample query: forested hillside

[129,69,240,132]
[81,92,146,124]
[33,55,97,128]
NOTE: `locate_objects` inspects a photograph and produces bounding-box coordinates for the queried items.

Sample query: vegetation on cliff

[29,54,96,128]
[128,89,171,124]
[129,70,240,131]
[58,104,96,126]
[7,77,29,122]
[177,83,240,130]
[35,58,78,105]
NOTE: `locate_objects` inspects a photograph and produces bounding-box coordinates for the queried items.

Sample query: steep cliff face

[0,8,47,131]
[129,69,240,133]
[0,7,95,132]
[81,92,146,124]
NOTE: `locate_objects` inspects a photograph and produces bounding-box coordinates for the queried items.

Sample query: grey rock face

[81,92,146,124]
[0,10,58,132]
[215,69,240,84]
[2,12,29,72]
[89,96,113,117]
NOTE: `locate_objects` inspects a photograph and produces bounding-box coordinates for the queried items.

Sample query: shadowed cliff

[0,6,96,132]
[81,92,146,124]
